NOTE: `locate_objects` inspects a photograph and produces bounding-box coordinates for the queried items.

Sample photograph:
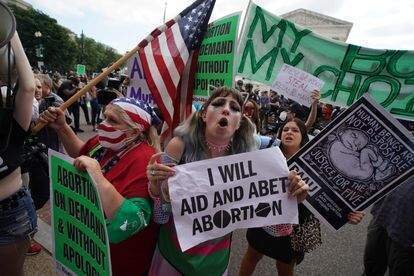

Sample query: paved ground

[25,117,371,275]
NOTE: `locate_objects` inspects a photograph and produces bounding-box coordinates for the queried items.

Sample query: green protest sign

[236,2,414,121]
[193,12,240,104]
[49,150,111,276]
[76,64,86,76]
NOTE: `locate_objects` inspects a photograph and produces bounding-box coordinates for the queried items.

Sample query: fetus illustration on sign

[329,129,395,188]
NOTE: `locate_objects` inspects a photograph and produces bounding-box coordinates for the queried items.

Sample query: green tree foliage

[75,35,122,74]
[9,5,121,74]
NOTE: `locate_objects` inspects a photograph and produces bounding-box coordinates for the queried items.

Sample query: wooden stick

[31,43,141,133]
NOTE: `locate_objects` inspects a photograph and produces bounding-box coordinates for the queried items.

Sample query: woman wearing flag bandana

[39,97,162,275]
[146,87,309,275]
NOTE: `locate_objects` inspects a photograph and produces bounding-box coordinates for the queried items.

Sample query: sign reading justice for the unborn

[169,147,299,251]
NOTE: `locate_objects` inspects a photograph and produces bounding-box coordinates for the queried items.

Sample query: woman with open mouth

[146,87,309,275]
[240,118,365,276]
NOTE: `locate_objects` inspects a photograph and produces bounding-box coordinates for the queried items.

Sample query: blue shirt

[371,176,414,248]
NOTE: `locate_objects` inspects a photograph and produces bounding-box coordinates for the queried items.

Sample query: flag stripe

[99,135,127,144]
[137,0,216,140]
[165,27,185,83]
[152,37,178,99]
[171,24,189,62]
[139,50,173,126]
[143,44,174,120]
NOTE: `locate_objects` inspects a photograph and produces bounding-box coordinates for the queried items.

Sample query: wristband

[147,181,160,199]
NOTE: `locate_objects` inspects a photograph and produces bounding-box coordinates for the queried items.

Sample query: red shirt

[80,136,159,275]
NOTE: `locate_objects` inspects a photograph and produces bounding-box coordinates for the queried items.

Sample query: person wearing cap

[38,97,162,275]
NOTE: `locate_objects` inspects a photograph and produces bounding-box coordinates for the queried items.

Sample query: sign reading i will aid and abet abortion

[169,147,298,251]
[49,150,111,276]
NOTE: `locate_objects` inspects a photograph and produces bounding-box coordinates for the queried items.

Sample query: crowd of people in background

[1,36,413,276]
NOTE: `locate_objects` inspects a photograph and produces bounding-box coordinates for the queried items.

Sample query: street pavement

[25,117,371,275]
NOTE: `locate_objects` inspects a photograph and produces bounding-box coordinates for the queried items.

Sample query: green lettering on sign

[193,13,240,101]
[50,151,111,276]
[236,2,414,121]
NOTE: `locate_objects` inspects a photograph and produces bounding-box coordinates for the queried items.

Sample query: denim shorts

[0,187,37,245]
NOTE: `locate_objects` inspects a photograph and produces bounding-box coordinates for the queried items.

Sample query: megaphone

[0,1,16,84]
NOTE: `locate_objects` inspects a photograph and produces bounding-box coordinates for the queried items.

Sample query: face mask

[97,122,129,151]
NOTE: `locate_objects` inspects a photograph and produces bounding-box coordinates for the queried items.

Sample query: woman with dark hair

[0,33,37,275]
[240,118,364,276]
[146,87,308,275]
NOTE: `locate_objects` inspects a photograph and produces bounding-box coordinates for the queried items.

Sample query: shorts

[0,187,37,245]
[246,227,304,264]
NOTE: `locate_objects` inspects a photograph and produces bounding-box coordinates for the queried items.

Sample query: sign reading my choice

[236,2,414,121]
[169,147,299,251]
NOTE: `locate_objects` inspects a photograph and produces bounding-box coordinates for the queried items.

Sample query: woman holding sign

[146,87,309,275]
[240,118,365,276]
[38,97,161,275]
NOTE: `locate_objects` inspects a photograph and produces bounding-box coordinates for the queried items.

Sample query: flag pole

[31,43,143,133]
[163,1,167,23]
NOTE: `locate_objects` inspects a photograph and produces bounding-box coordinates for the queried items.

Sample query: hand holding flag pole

[31,37,150,133]
[32,0,216,136]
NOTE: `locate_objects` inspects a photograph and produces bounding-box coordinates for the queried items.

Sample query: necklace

[205,138,231,153]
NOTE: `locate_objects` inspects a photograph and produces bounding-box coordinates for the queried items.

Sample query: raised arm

[11,33,35,131]
[305,90,320,130]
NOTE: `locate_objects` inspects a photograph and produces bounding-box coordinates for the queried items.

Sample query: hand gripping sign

[168,147,299,251]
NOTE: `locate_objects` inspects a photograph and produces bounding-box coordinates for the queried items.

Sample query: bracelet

[147,181,160,200]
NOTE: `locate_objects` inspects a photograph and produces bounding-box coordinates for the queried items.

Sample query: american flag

[138,0,216,139]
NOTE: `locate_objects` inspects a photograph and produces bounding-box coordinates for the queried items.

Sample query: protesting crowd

[1,0,413,275]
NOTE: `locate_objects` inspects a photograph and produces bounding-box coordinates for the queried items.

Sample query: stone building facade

[281,9,353,42]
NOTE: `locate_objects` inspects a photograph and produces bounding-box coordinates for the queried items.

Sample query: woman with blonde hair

[146,87,308,275]
[39,97,161,275]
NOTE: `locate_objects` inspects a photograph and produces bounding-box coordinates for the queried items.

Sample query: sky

[25,0,414,54]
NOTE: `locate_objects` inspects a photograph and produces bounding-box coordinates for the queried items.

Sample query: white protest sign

[272,64,324,107]
[169,147,299,251]
[126,53,155,105]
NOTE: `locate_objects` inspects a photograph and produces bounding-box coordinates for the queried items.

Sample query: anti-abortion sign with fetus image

[168,147,299,251]
[289,95,414,230]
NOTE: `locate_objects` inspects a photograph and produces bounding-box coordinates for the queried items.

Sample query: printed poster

[169,147,299,251]
[193,12,240,105]
[49,150,111,276]
[289,95,414,230]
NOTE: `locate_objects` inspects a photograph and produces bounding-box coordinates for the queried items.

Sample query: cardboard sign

[272,64,324,107]
[289,95,414,230]
[193,12,240,106]
[169,147,299,251]
[49,150,111,276]
[126,54,154,105]
[76,64,86,76]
